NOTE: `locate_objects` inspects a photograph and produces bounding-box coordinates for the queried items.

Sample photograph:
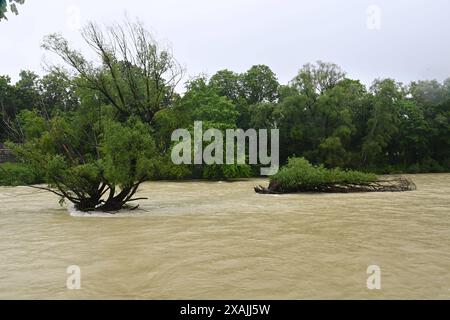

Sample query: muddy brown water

[0,174,449,299]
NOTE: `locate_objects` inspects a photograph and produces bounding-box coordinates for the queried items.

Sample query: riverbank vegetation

[0,162,40,186]
[0,18,449,209]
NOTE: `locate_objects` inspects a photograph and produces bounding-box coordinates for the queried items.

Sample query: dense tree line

[168,63,450,174]
[1,20,449,210]
[3,62,449,175]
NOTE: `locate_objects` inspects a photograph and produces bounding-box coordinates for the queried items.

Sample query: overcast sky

[1,0,450,87]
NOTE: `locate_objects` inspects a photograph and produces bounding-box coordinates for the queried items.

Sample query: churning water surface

[0,174,449,299]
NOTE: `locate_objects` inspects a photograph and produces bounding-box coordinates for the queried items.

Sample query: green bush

[406,163,421,174]
[0,162,42,186]
[153,155,193,180]
[271,157,377,192]
[8,109,159,212]
[202,163,252,180]
[421,158,445,173]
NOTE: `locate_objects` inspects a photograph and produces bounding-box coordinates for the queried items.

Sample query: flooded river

[0,174,449,299]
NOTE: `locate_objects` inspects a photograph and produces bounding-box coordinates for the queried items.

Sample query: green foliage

[152,154,192,180]
[248,102,276,129]
[209,70,242,102]
[0,0,24,21]
[181,77,239,130]
[40,70,79,115]
[276,63,362,167]
[8,105,157,211]
[242,65,279,105]
[0,162,40,186]
[362,79,403,164]
[101,117,157,186]
[274,61,450,172]
[0,70,80,142]
[42,20,183,123]
[166,76,252,180]
[271,158,377,193]
[202,163,251,180]
[2,23,450,194]
[208,65,280,129]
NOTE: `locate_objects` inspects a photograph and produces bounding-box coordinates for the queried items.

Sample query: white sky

[1,0,450,87]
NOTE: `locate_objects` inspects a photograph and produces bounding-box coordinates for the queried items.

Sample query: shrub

[202,163,252,180]
[271,157,377,192]
[0,162,41,186]
[421,158,445,173]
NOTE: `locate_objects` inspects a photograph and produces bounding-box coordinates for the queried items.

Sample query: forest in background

[2,60,450,174]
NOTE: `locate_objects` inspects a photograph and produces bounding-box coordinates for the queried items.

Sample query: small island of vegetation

[255,158,416,194]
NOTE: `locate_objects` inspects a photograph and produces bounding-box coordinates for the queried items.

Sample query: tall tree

[209,69,243,102]
[0,71,41,142]
[42,19,184,123]
[242,65,279,105]
[362,79,404,166]
[39,70,79,116]
[276,61,347,165]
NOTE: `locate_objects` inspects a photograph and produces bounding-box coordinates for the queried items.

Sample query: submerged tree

[6,19,178,212]
[9,106,157,212]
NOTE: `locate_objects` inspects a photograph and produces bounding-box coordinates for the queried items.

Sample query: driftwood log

[254,177,416,194]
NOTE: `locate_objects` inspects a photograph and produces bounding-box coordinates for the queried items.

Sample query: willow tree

[42,19,184,123]
[10,107,157,212]
[9,19,183,212]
